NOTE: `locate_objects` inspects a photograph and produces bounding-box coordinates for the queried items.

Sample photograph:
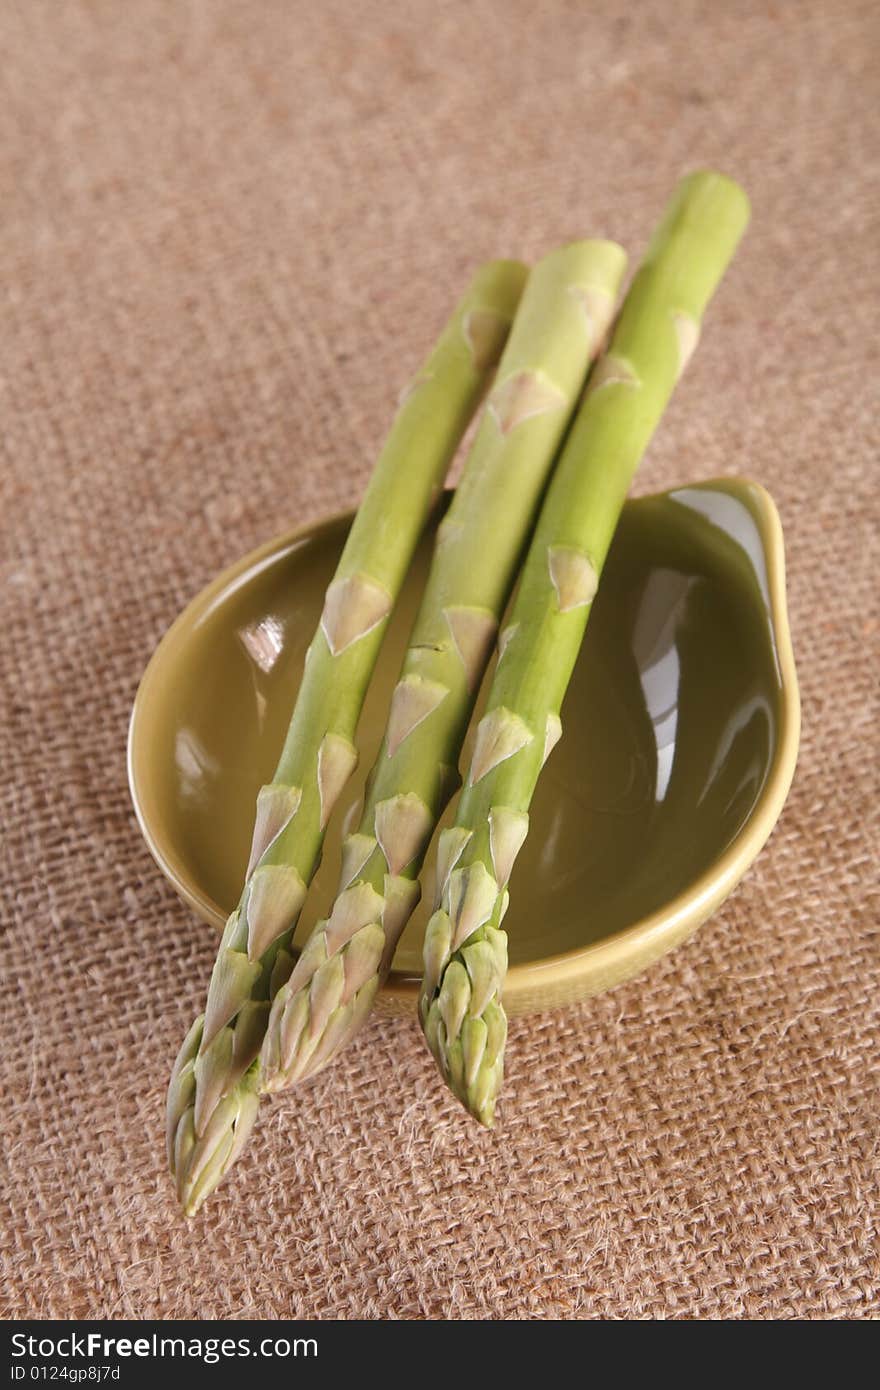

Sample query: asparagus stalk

[259,238,628,1094]
[167,260,528,1215]
[420,171,751,1125]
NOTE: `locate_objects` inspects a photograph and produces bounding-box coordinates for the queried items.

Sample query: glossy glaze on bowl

[129,480,799,1015]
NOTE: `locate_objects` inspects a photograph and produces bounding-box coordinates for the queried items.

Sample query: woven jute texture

[2,0,877,1320]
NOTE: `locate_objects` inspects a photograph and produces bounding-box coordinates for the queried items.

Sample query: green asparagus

[259,238,628,1093]
[419,171,751,1125]
[166,259,528,1215]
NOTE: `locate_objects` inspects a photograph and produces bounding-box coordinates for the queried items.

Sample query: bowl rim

[128,477,800,1007]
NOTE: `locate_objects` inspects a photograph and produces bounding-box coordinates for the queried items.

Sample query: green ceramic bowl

[128,479,799,1016]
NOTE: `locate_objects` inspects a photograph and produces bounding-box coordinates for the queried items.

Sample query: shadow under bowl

[128,478,799,1015]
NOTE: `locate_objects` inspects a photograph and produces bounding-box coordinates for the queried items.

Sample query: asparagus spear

[259,237,628,1094]
[420,171,751,1125]
[166,260,528,1215]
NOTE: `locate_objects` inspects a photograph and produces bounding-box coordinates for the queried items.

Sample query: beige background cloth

[2,0,877,1319]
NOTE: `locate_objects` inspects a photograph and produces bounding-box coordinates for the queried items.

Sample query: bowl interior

[130,481,789,982]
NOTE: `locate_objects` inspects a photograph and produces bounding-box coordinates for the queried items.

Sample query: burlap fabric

[2,0,877,1320]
